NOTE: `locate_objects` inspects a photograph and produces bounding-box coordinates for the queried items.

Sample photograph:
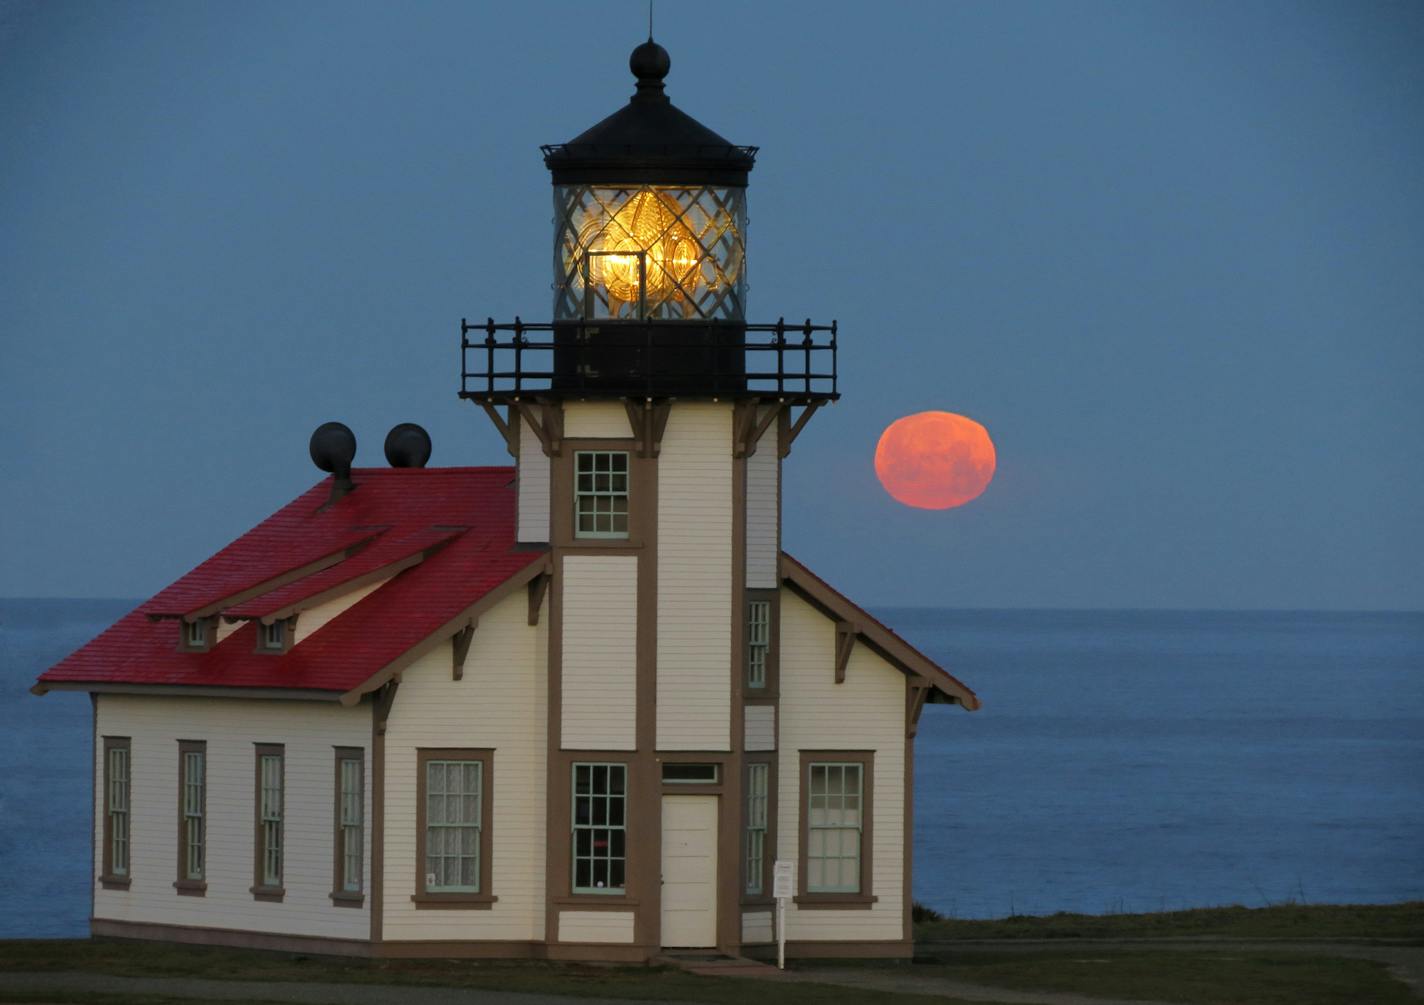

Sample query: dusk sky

[3,1,1421,609]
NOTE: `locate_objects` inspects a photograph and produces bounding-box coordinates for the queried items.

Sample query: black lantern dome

[542,40,757,187]
[459,40,836,404]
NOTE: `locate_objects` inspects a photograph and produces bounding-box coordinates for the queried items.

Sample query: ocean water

[0,600,1420,937]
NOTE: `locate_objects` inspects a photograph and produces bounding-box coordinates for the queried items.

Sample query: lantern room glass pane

[554,184,747,322]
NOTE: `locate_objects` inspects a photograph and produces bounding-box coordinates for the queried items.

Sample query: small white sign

[773,859,795,899]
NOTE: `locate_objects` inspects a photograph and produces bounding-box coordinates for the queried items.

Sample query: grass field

[914,899,1424,942]
[0,902,1419,1005]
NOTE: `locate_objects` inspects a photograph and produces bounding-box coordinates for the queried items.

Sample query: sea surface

[1,600,1420,936]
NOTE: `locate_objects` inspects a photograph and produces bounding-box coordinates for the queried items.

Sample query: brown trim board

[412,747,496,909]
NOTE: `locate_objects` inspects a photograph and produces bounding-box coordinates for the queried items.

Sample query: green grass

[902,948,1418,1005]
[0,941,965,1005]
[914,900,1424,942]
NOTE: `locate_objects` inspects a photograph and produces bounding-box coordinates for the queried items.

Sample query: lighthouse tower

[460,39,837,954]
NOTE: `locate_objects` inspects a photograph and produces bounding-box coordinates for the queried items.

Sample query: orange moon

[874,411,997,510]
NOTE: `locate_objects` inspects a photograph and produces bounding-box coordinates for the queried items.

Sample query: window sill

[173,879,206,897]
[410,892,497,910]
[793,894,878,910]
[99,875,131,891]
[330,891,366,908]
[250,884,285,903]
[740,894,776,908]
[552,894,638,910]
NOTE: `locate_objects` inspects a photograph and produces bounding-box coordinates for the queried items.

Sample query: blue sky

[2,0,1421,608]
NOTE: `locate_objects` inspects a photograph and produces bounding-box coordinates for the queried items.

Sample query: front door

[660,794,718,948]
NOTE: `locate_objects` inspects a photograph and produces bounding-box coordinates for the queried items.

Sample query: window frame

[173,739,207,896]
[796,750,876,909]
[258,617,295,654]
[251,743,285,901]
[573,450,631,540]
[744,589,779,695]
[571,761,628,895]
[412,748,495,908]
[100,736,131,890]
[331,747,365,906]
[742,757,778,902]
[179,616,214,652]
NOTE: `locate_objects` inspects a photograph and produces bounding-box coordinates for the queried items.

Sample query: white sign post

[772,859,795,970]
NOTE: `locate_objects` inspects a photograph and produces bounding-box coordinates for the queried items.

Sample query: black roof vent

[384,423,432,468]
[309,421,357,502]
[541,39,757,187]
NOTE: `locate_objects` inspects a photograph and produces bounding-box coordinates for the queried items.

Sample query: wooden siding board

[741,909,774,944]
[563,402,633,440]
[518,415,551,544]
[776,590,905,941]
[561,556,638,750]
[744,705,776,752]
[558,910,635,943]
[656,404,733,751]
[381,591,548,942]
[744,411,779,589]
[92,695,371,940]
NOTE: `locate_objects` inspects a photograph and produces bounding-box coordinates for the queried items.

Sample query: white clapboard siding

[93,695,371,940]
[657,403,732,750]
[561,556,637,750]
[742,910,774,944]
[558,910,635,943]
[564,401,633,439]
[292,579,389,645]
[518,414,551,544]
[382,589,548,942]
[744,704,776,751]
[745,410,779,589]
[777,589,906,942]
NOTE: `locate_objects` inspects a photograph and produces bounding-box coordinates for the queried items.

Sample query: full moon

[874,411,997,510]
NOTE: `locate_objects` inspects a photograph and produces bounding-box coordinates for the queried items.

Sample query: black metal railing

[458,317,837,401]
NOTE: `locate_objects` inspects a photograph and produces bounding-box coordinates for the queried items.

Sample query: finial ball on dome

[630,39,670,82]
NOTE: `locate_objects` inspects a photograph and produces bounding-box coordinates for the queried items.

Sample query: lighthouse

[37,36,976,962]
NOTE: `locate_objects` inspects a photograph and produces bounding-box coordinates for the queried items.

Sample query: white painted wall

[656,403,732,750]
[292,579,388,645]
[561,556,637,751]
[563,401,631,439]
[744,704,776,752]
[93,695,371,940]
[777,588,906,942]
[742,910,773,944]
[558,910,635,943]
[745,410,779,589]
[517,414,550,544]
[381,589,548,943]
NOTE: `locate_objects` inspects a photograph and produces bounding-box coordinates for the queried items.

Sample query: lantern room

[460,38,837,403]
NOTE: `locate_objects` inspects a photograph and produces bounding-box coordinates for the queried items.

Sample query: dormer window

[181,618,212,652]
[262,621,285,652]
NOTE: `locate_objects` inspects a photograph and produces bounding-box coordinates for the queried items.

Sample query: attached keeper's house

[35,39,978,961]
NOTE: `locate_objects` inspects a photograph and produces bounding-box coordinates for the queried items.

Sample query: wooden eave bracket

[374,679,400,735]
[623,399,671,458]
[514,401,564,458]
[779,402,824,458]
[480,403,516,459]
[834,621,858,684]
[906,680,931,738]
[733,401,784,459]
[527,572,550,626]
[451,622,477,681]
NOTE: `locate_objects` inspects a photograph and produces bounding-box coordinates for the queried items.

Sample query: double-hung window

[415,749,492,905]
[574,451,629,538]
[101,737,131,887]
[744,762,769,895]
[174,740,206,894]
[333,748,363,902]
[572,762,626,893]
[799,752,874,903]
[747,600,770,689]
[253,744,284,898]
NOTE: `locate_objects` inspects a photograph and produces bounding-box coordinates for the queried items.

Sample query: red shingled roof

[35,467,545,697]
